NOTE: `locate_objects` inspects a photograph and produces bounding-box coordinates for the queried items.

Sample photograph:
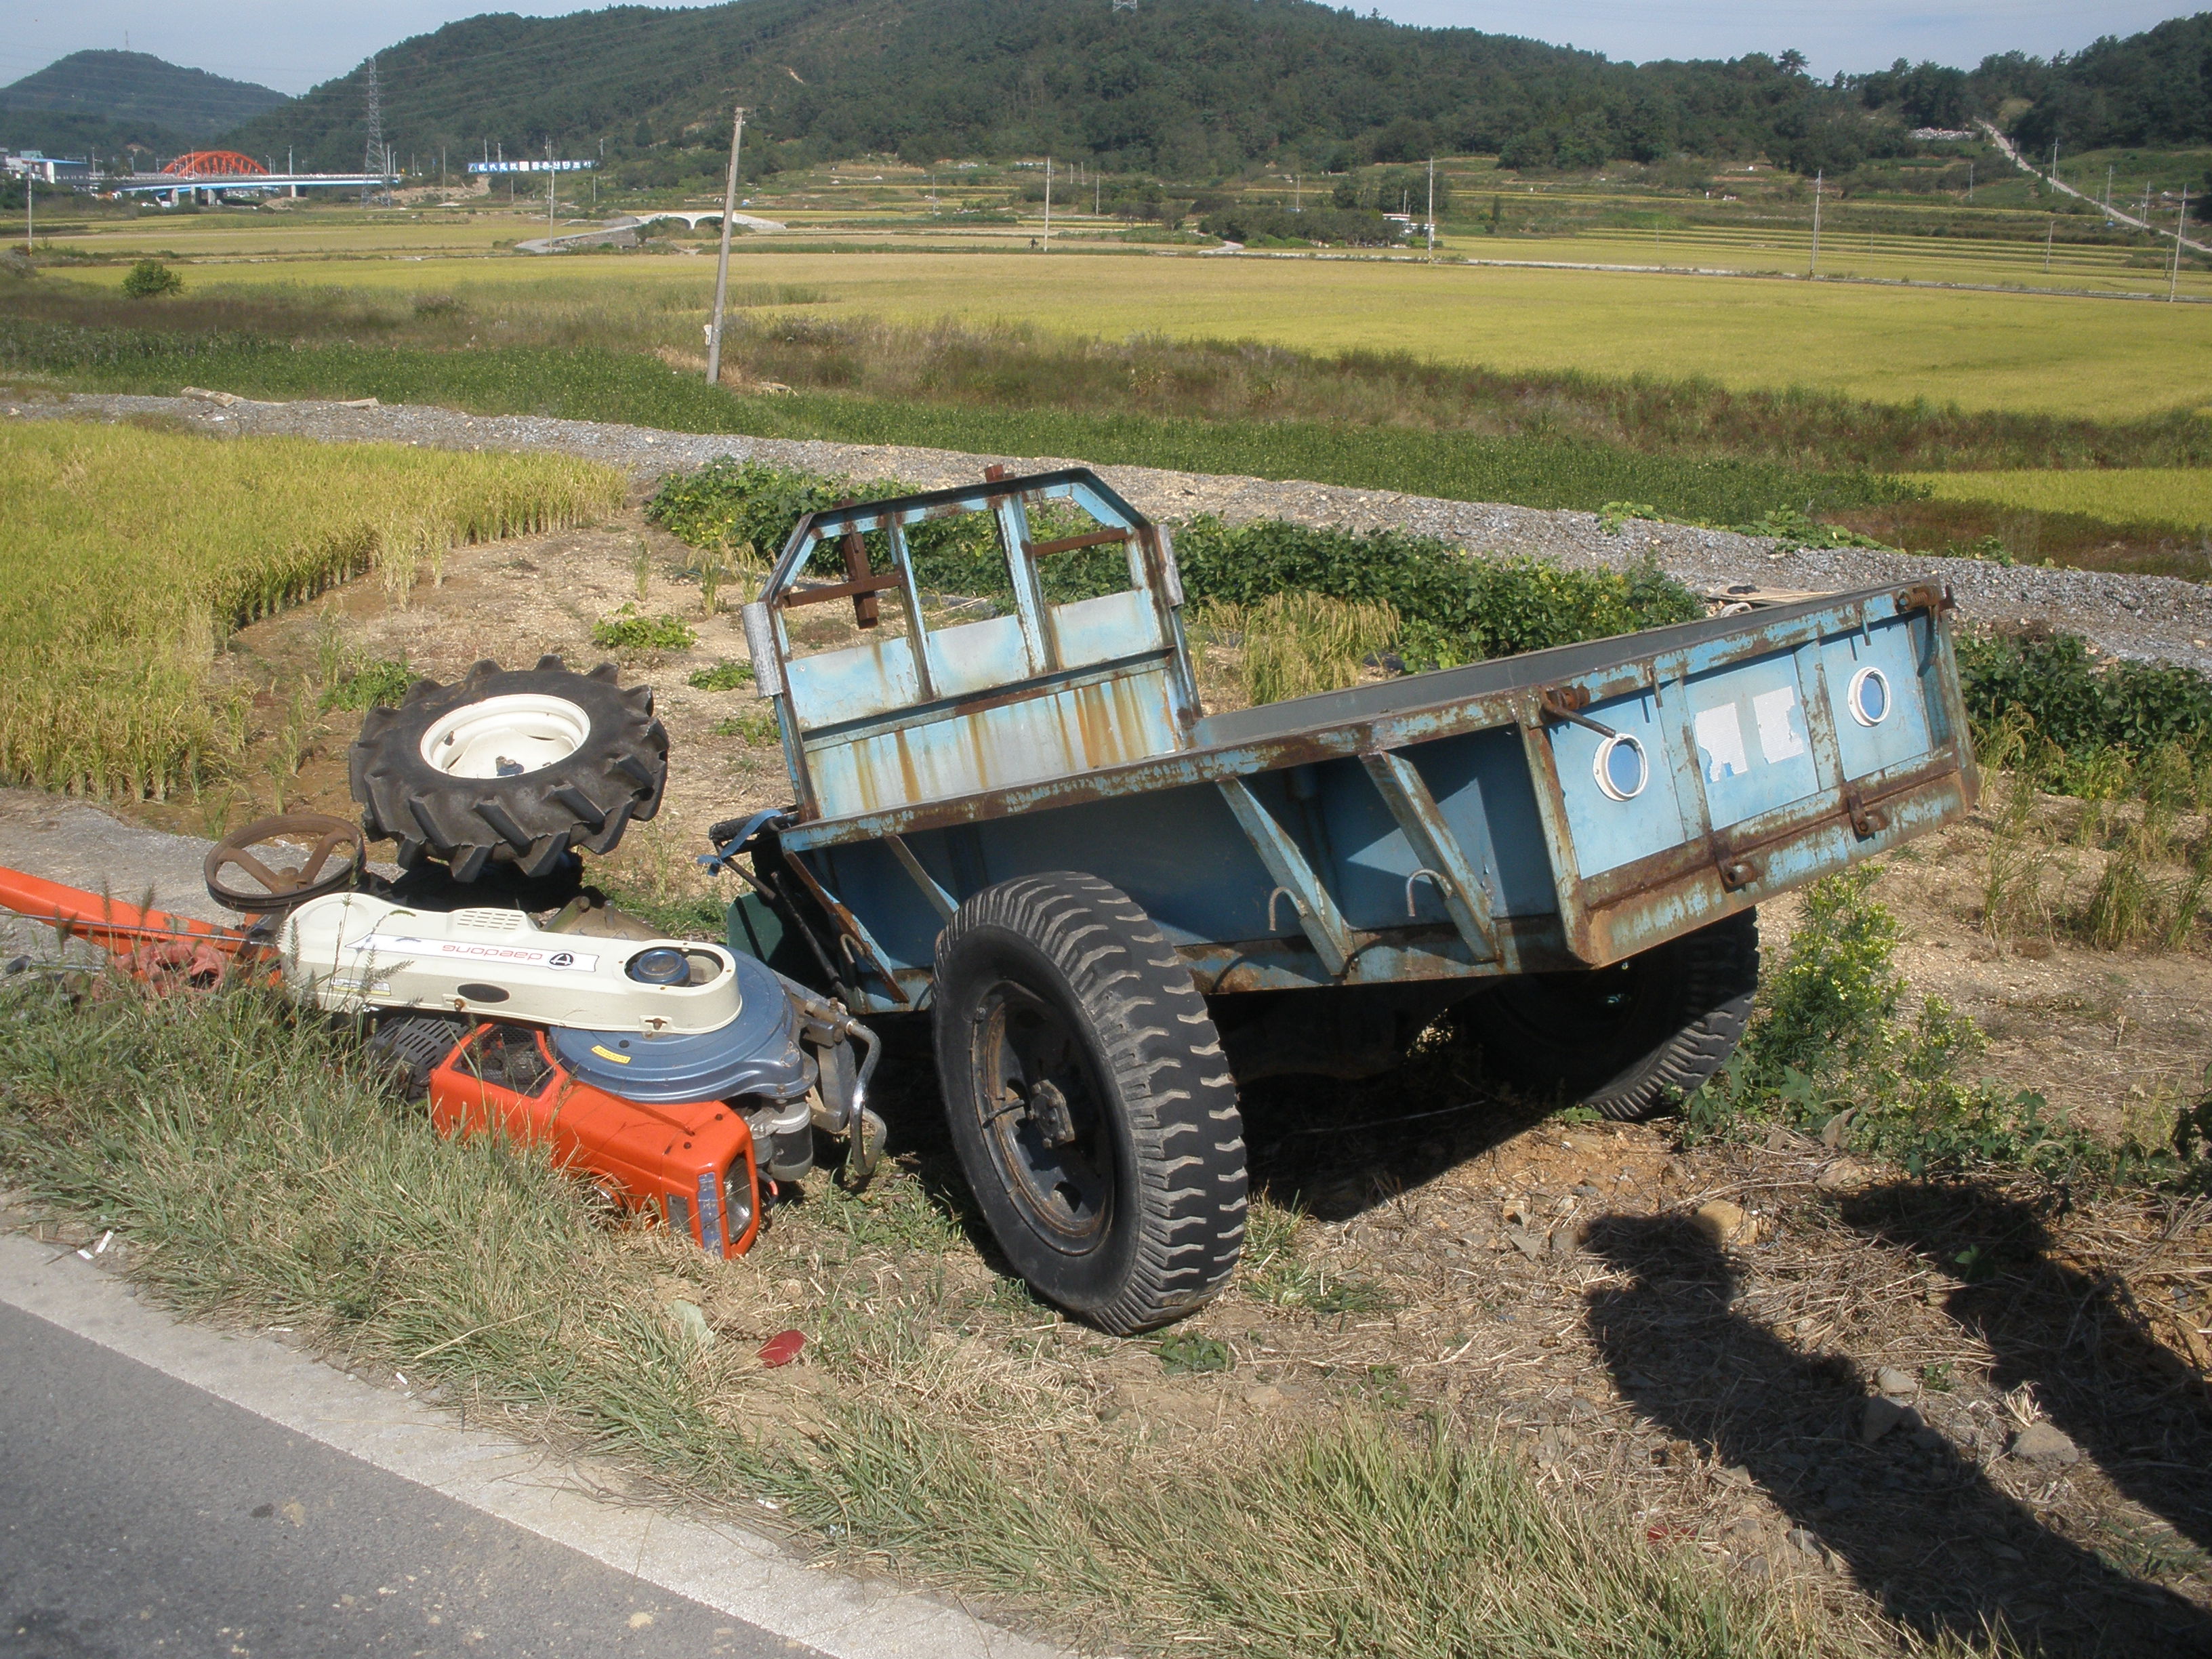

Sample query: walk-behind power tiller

[0,665,884,1261]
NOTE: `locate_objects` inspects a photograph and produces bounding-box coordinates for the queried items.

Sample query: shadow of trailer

[710,466,1977,1332]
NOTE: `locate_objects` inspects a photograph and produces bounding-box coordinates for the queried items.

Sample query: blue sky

[0,1,2186,98]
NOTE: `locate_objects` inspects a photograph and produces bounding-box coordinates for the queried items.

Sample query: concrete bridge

[108,172,395,205]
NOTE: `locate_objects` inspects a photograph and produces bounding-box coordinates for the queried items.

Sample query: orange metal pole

[0,865,249,956]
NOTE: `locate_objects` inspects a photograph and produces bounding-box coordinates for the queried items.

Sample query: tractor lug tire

[347,657,666,882]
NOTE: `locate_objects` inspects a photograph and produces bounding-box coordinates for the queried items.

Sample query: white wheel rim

[419,693,591,779]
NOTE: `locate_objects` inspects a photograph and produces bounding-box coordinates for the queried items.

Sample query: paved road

[0,1301,803,1659]
[0,1237,1057,1659]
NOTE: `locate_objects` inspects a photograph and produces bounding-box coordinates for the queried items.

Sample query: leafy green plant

[591,605,697,654]
[1959,630,2212,799]
[119,260,183,299]
[1689,868,2100,1179]
[322,657,414,710]
[687,659,755,691]
[712,710,779,745]
[1155,1330,1233,1374]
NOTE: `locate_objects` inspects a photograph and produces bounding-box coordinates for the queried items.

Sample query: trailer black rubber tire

[1458,909,1759,1122]
[933,872,1248,1334]
[348,657,666,882]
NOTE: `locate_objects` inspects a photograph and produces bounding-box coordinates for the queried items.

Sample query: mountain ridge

[1,49,287,159]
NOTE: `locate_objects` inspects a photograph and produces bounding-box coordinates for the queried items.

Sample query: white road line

[0,1233,1064,1659]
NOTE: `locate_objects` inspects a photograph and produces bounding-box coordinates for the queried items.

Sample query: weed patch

[687,659,755,691]
[590,605,697,655]
[322,657,415,711]
[1687,869,2100,1179]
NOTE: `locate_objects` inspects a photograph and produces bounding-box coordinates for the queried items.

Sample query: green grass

[0,319,1914,525]
[0,980,1872,1659]
[0,419,621,799]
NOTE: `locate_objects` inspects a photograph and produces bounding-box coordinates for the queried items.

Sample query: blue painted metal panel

[966,783,1284,948]
[1409,728,1558,919]
[1054,588,1164,672]
[806,663,1185,821]
[1547,684,1692,878]
[1685,655,1822,830]
[1819,616,1935,783]
[785,633,922,731]
[928,612,1037,700]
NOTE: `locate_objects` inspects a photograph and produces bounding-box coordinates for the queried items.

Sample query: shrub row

[644,458,1704,666]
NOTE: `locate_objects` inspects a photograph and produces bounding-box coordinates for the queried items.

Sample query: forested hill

[213,1,2208,180]
[1994,13,2212,151]
[1,50,287,158]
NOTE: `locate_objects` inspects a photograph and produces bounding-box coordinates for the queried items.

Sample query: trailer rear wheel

[1459,909,1759,1121]
[933,873,1247,1334]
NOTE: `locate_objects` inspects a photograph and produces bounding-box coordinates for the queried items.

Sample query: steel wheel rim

[970,978,1111,1252]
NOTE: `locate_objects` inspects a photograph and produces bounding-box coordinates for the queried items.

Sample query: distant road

[1978,120,2212,256]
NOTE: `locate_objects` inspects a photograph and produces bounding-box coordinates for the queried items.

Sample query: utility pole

[2171,188,2189,301]
[1425,156,1435,260]
[704,105,746,387]
[547,139,556,234]
[2106,163,2114,214]
[24,167,33,256]
[2045,214,2053,273]
[1043,156,1051,249]
[1967,160,1973,202]
[1809,169,1822,275]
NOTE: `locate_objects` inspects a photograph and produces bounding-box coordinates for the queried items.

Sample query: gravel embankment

[15,388,2211,674]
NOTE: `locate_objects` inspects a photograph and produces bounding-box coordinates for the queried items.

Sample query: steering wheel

[205,815,367,913]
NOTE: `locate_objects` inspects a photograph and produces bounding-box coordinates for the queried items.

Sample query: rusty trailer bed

[728,468,1976,1017]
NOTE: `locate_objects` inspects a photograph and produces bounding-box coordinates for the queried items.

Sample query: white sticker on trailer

[347,934,600,972]
[1752,686,1807,764]
[1693,703,1750,781]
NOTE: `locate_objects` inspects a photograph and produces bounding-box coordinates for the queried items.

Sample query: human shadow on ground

[1584,1213,2212,1658]
[1842,1181,2212,1563]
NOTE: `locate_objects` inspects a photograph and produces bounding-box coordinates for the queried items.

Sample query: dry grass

[1198,591,1400,705]
[0,419,621,800]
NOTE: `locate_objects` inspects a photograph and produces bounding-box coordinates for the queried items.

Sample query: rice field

[39,238,2210,422]
[1905,467,2212,530]
[0,419,623,799]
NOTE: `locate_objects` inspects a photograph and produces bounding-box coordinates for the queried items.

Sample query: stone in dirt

[2009,1421,2081,1467]
[1861,1396,1908,1443]
[1692,1200,1757,1248]
[1876,1365,1919,1397]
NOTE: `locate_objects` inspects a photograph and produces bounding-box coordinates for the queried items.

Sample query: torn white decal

[1753,686,1807,764]
[1693,703,1750,781]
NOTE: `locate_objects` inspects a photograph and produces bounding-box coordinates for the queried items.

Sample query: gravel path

[16,388,2211,674]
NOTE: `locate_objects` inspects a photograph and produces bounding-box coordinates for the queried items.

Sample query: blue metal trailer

[712,467,1977,1331]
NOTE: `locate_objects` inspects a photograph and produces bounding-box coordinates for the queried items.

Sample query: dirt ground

[106,502,2212,1656]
